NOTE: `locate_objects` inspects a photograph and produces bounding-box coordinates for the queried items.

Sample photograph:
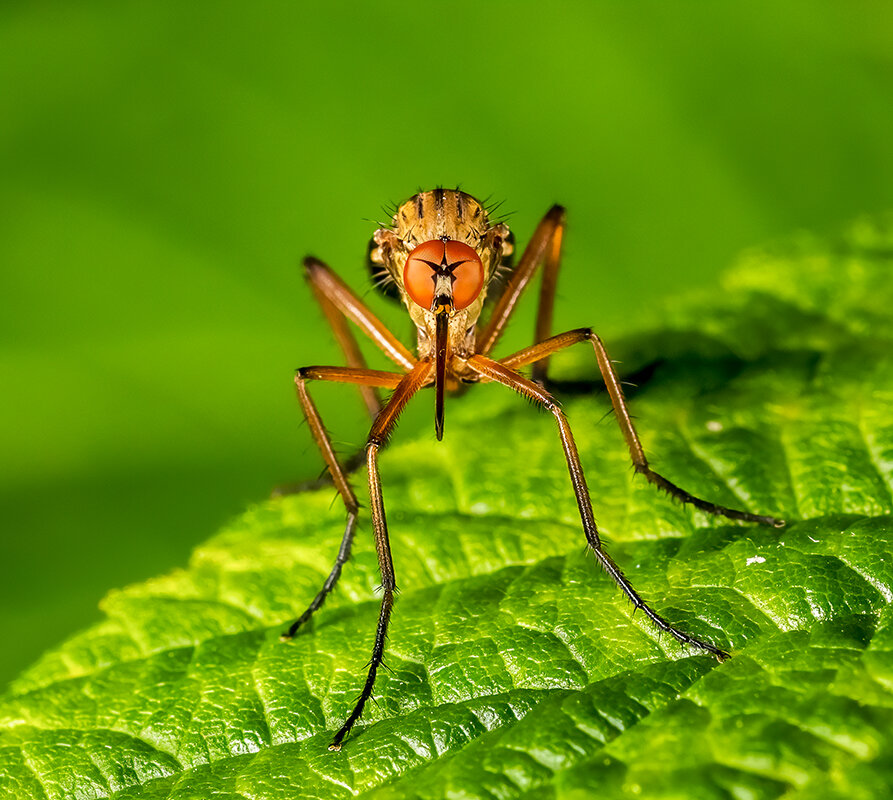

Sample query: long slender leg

[281,366,407,640]
[306,263,385,418]
[500,329,786,527]
[467,354,731,659]
[329,360,433,751]
[274,260,417,496]
[304,257,416,371]
[530,210,566,384]
[476,205,566,359]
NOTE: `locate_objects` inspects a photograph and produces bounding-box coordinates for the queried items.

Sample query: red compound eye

[403,240,484,311]
[403,240,440,310]
[447,240,486,309]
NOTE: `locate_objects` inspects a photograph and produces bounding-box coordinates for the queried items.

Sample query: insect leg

[273,260,419,496]
[476,205,566,365]
[281,366,405,640]
[306,264,388,418]
[530,209,566,384]
[329,360,433,751]
[304,257,416,372]
[468,353,731,659]
[500,329,785,527]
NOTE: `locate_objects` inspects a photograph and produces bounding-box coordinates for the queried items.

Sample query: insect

[281,188,785,750]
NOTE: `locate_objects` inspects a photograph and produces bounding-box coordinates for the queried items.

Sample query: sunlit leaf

[2,217,892,798]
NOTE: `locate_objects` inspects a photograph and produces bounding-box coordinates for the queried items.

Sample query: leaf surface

[2,218,893,799]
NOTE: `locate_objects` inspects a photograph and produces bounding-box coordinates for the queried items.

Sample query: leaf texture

[2,217,893,799]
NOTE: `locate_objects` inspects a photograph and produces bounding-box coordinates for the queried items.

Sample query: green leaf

[3,216,893,799]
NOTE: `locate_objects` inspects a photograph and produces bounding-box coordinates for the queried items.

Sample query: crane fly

[280,188,785,750]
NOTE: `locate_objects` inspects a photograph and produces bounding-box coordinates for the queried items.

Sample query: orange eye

[403,240,440,310]
[447,240,486,309]
[403,239,485,311]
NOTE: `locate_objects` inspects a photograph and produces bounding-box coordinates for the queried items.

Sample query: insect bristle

[363,216,396,232]
[380,202,400,222]
[366,237,402,303]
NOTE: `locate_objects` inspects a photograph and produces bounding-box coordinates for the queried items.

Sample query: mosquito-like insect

[280,188,785,750]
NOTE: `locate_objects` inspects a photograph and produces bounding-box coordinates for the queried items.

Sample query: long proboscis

[434,311,448,441]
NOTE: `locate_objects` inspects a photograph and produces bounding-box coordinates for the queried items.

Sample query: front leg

[500,329,786,527]
[329,360,433,750]
[281,366,406,640]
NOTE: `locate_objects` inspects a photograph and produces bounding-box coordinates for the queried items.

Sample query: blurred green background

[2,1,892,687]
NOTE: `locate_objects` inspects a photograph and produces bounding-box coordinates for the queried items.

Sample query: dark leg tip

[280,619,305,641]
[329,726,349,751]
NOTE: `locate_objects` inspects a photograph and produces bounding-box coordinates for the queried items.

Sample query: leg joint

[547,204,567,224]
[544,397,563,416]
[579,327,604,346]
[303,256,323,277]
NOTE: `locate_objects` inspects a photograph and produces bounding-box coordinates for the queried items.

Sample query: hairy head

[369,189,512,334]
